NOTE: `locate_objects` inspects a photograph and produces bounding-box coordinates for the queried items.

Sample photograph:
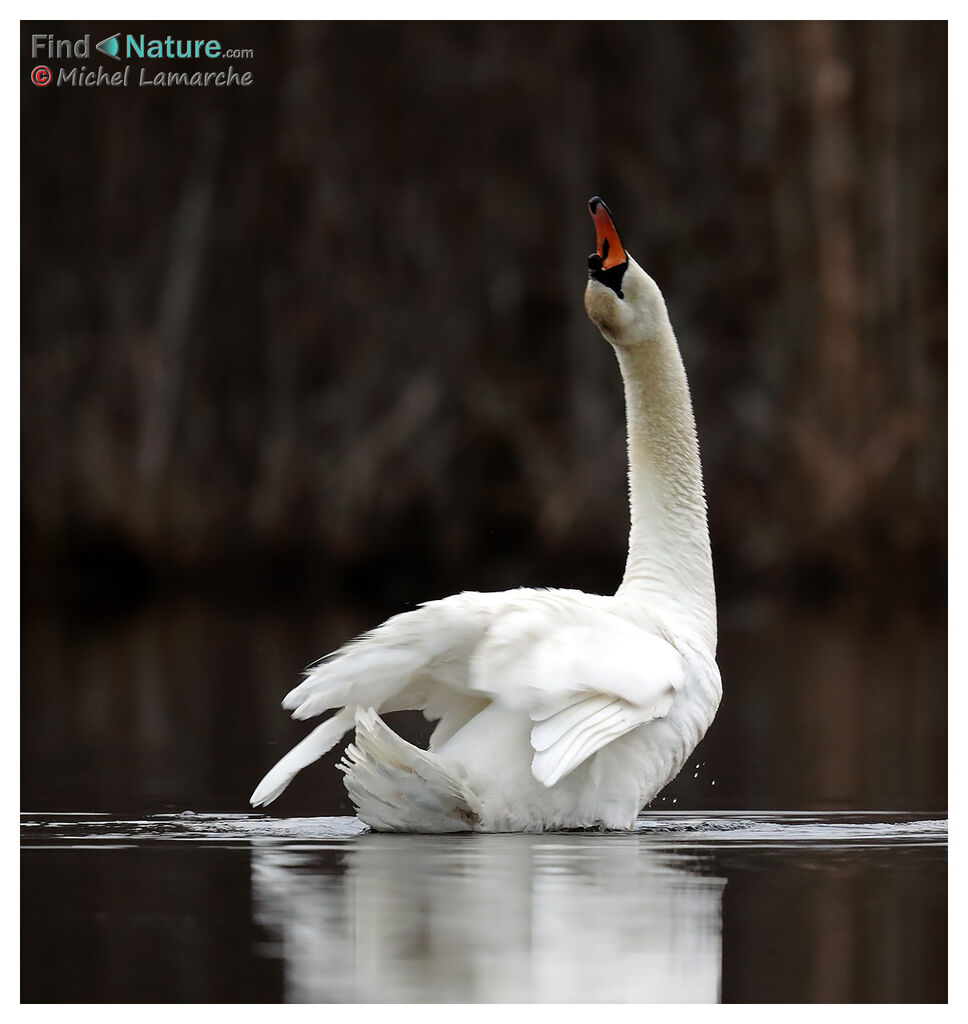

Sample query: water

[21,597,946,1001]
[21,811,946,1002]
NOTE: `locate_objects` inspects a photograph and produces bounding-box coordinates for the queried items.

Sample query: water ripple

[20,810,946,848]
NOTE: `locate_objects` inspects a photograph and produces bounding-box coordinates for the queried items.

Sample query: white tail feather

[339,708,479,832]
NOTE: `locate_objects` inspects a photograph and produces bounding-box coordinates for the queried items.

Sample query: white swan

[251,197,721,832]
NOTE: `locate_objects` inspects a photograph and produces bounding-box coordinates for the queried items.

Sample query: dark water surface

[21,811,946,1002]
[21,599,947,1001]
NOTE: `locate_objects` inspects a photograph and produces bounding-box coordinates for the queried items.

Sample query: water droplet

[711,780,716,786]
[693,772,698,778]
[672,798,677,804]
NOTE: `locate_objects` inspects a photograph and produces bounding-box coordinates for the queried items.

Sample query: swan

[250,197,721,832]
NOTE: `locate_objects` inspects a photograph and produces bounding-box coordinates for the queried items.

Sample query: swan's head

[584,197,669,348]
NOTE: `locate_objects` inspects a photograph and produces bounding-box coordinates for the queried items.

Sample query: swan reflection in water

[251,831,725,1002]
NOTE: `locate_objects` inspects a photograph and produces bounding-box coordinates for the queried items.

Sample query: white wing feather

[470,607,686,786]
[250,705,356,806]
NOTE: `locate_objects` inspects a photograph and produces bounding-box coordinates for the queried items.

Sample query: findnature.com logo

[29,31,255,88]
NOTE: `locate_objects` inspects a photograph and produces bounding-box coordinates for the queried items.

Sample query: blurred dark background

[21,21,946,816]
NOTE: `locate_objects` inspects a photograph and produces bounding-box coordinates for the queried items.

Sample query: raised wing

[279,593,499,720]
[250,591,502,806]
[469,609,686,787]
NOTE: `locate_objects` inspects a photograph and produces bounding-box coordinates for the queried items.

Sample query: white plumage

[251,198,722,831]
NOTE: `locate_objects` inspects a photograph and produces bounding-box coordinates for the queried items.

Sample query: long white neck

[614,322,717,654]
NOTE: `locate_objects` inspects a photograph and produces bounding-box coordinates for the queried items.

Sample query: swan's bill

[588,195,628,269]
[587,196,629,299]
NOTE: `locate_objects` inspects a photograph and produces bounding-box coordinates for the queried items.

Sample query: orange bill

[589,197,627,269]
